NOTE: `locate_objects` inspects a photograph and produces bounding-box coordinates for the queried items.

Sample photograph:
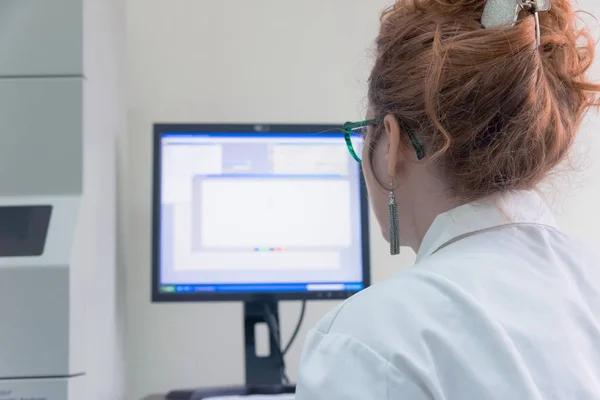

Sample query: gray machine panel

[0,78,83,196]
[0,267,69,377]
[0,0,83,77]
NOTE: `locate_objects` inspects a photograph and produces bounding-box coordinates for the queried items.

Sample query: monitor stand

[167,300,296,400]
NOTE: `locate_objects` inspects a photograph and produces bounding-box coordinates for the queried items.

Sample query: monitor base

[166,384,296,399]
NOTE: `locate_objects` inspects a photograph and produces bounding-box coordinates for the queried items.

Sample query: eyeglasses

[342,117,425,163]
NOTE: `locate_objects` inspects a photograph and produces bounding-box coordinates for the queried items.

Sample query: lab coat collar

[416,191,558,262]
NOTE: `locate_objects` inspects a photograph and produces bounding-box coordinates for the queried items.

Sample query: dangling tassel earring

[388,183,400,255]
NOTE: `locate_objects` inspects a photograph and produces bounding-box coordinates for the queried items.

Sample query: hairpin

[481,0,551,46]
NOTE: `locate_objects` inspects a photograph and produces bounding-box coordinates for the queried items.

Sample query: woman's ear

[383,114,403,180]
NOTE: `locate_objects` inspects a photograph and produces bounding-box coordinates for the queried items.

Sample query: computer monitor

[152,123,370,302]
[151,123,370,398]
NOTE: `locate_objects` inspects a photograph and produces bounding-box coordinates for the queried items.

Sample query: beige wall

[122,1,600,399]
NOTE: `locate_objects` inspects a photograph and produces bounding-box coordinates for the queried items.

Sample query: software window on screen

[159,133,364,293]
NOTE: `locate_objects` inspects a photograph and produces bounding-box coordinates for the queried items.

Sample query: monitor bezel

[151,123,371,302]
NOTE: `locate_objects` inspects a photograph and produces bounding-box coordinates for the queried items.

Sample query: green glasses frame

[343,117,425,162]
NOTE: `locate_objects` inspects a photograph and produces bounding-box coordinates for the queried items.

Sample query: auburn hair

[368,0,600,200]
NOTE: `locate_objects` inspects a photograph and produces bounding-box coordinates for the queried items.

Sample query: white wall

[83,0,126,398]
[123,1,600,399]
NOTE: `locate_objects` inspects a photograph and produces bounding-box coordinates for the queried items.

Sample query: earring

[388,183,400,255]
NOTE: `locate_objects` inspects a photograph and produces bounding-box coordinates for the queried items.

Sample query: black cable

[283,300,306,356]
[262,303,290,385]
[262,301,308,385]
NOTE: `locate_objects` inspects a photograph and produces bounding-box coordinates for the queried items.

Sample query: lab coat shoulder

[312,266,457,349]
[296,271,449,400]
[295,320,432,400]
[305,273,422,337]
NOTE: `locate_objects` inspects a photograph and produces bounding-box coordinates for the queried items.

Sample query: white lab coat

[295,191,600,400]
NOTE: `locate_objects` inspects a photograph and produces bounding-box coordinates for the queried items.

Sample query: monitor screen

[152,124,370,301]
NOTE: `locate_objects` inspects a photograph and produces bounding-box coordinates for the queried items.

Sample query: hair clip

[481,0,551,46]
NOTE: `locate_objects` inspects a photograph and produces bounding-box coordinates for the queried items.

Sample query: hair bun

[368,0,600,200]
